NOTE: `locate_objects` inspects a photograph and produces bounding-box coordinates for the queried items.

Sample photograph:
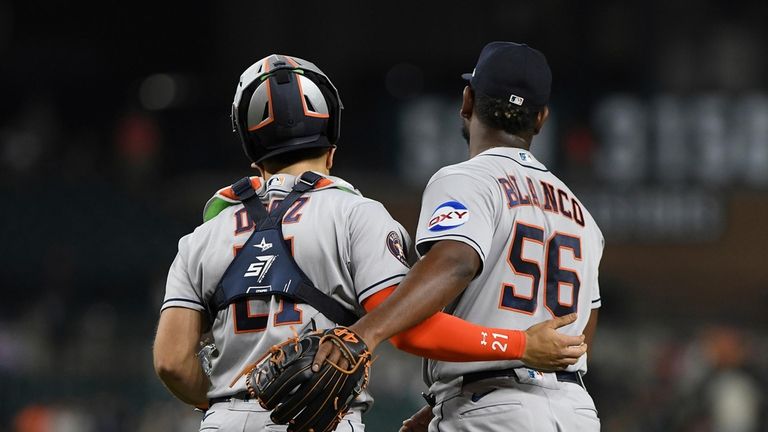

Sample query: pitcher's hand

[522,313,586,371]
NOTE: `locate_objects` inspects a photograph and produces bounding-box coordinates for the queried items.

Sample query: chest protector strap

[209,171,358,327]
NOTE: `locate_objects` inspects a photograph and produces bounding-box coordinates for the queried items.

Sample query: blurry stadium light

[139,73,178,111]
[564,126,594,165]
[115,112,161,161]
[1,130,43,172]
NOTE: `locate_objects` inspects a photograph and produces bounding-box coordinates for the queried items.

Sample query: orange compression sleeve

[362,286,526,362]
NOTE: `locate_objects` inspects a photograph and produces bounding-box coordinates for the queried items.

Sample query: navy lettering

[557,189,572,219]
[234,208,254,234]
[510,176,531,205]
[526,177,541,208]
[541,181,558,212]
[498,178,520,208]
[572,199,585,227]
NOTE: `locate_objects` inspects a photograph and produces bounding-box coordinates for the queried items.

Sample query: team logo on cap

[427,201,470,232]
[386,231,409,266]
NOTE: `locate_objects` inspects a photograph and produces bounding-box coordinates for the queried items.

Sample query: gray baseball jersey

[415,147,604,385]
[161,173,411,401]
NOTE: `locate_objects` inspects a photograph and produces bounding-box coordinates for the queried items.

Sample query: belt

[208,390,253,407]
[462,368,585,389]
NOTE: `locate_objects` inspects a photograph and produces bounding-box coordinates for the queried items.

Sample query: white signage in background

[654,95,689,183]
[593,96,648,185]
[691,95,729,186]
[593,92,768,187]
[580,188,724,242]
[734,95,768,186]
[395,92,767,242]
[396,96,556,187]
[395,97,469,187]
[589,92,768,241]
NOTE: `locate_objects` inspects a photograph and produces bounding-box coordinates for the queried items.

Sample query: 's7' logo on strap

[333,328,359,343]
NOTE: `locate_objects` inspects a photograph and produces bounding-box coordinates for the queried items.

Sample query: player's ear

[533,106,550,135]
[460,86,474,119]
[325,146,337,171]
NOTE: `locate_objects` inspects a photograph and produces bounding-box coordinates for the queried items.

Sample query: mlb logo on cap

[462,41,552,108]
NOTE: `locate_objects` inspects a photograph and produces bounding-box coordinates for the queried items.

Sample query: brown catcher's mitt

[244,326,372,432]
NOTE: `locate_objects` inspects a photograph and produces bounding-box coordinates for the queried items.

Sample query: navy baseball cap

[462,41,551,108]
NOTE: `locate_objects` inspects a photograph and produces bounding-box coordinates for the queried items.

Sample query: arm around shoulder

[350,239,481,350]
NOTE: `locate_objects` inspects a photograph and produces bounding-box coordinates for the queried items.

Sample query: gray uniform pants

[200,399,365,432]
[427,370,600,431]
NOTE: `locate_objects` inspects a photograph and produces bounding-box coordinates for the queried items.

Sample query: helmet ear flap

[321,86,341,144]
[232,99,259,162]
[310,74,343,144]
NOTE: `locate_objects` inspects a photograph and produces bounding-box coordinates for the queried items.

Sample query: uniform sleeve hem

[415,234,487,262]
[161,297,206,312]
[357,274,406,303]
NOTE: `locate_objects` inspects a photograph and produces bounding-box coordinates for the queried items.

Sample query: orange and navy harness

[208,171,358,326]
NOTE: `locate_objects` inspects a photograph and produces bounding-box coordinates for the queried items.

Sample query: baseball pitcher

[315,42,603,432]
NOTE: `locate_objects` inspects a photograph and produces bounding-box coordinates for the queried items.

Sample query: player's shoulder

[313,175,382,208]
[305,176,397,224]
[548,178,605,245]
[187,203,241,245]
[428,158,497,187]
[170,205,235,260]
[340,194,393,221]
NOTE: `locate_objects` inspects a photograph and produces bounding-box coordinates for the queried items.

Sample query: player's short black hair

[474,92,540,136]
[259,146,331,173]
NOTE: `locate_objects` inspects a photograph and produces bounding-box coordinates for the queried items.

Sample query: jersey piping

[475,152,550,172]
[162,297,205,307]
[415,234,487,262]
[356,273,408,300]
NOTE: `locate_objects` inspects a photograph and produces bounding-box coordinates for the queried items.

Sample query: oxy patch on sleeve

[427,201,470,232]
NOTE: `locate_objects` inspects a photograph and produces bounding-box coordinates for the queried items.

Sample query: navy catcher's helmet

[231,54,343,163]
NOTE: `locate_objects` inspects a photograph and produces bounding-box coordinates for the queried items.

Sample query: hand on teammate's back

[522,313,586,371]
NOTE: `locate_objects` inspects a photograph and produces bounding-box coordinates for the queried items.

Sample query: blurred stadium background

[1,1,767,431]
